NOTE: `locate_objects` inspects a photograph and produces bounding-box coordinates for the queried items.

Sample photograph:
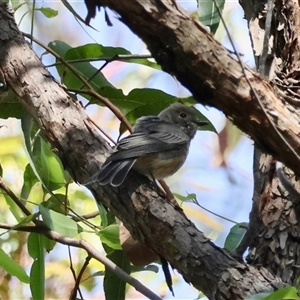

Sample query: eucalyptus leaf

[98,224,122,250]
[39,205,81,238]
[0,89,26,119]
[197,0,225,34]
[0,249,30,283]
[224,223,248,251]
[36,7,58,18]
[39,138,65,191]
[28,233,45,300]
[104,250,130,300]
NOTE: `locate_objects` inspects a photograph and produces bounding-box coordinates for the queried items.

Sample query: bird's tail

[84,159,136,187]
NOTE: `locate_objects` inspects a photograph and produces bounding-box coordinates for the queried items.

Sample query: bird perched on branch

[87,103,208,186]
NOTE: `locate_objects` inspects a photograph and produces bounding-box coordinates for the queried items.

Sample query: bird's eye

[179,112,187,118]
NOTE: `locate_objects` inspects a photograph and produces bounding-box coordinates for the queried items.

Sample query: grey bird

[89,103,208,187]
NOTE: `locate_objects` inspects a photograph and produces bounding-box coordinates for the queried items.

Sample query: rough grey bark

[239,0,300,285]
[0,0,298,299]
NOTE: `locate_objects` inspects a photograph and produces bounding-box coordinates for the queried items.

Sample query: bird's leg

[149,173,163,194]
[148,174,183,211]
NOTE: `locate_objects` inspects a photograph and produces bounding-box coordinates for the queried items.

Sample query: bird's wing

[106,118,189,162]
[95,159,136,186]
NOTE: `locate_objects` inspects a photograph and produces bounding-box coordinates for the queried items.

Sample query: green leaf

[41,235,56,253]
[131,264,159,274]
[60,0,91,26]
[39,205,82,238]
[13,213,39,229]
[224,223,248,251]
[3,193,25,222]
[97,201,108,227]
[246,287,299,300]
[69,43,130,58]
[120,89,213,130]
[98,224,122,250]
[0,89,26,119]
[124,56,160,70]
[105,88,214,134]
[125,88,193,122]
[28,233,45,300]
[48,42,160,104]
[104,250,131,300]
[48,41,114,94]
[12,1,26,11]
[21,116,48,192]
[21,115,40,179]
[39,138,65,191]
[263,287,299,300]
[42,194,69,215]
[173,192,197,202]
[0,249,30,283]
[21,163,39,201]
[245,293,272,300]
[197,0,225,34]
[36,7,58,18]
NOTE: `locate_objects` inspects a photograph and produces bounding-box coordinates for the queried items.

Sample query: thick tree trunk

[2,0,300,298]
[239,0,300,285]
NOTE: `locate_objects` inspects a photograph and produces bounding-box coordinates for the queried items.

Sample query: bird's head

[159,103,208,138]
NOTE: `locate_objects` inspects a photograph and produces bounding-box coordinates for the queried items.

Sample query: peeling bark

[239,0,300,287]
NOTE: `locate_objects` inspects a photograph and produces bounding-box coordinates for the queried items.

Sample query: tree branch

[0,222,162,300]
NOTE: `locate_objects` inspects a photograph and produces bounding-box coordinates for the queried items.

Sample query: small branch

[69,255,91,300]
[46,54,153,68]
[71,211,100,222]
[0,223,44,233]
[86,116,117,145]
[0,176,34,220]
[0,176,98,234]
[0,222,162,300]
[68,246,84,300]
[46,232,162,300]
[192,199,239,225]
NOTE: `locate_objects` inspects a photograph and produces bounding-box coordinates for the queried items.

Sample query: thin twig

[0,177,34,221]
[30,0,35,46]
[69,256,91,300]
[79,55,116,91]
[68,246,84,300]
[0,223,45,233]
[46,54,153,68]
[86,116,117,145]
[71,211,100,222]
[192,199,239,225]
